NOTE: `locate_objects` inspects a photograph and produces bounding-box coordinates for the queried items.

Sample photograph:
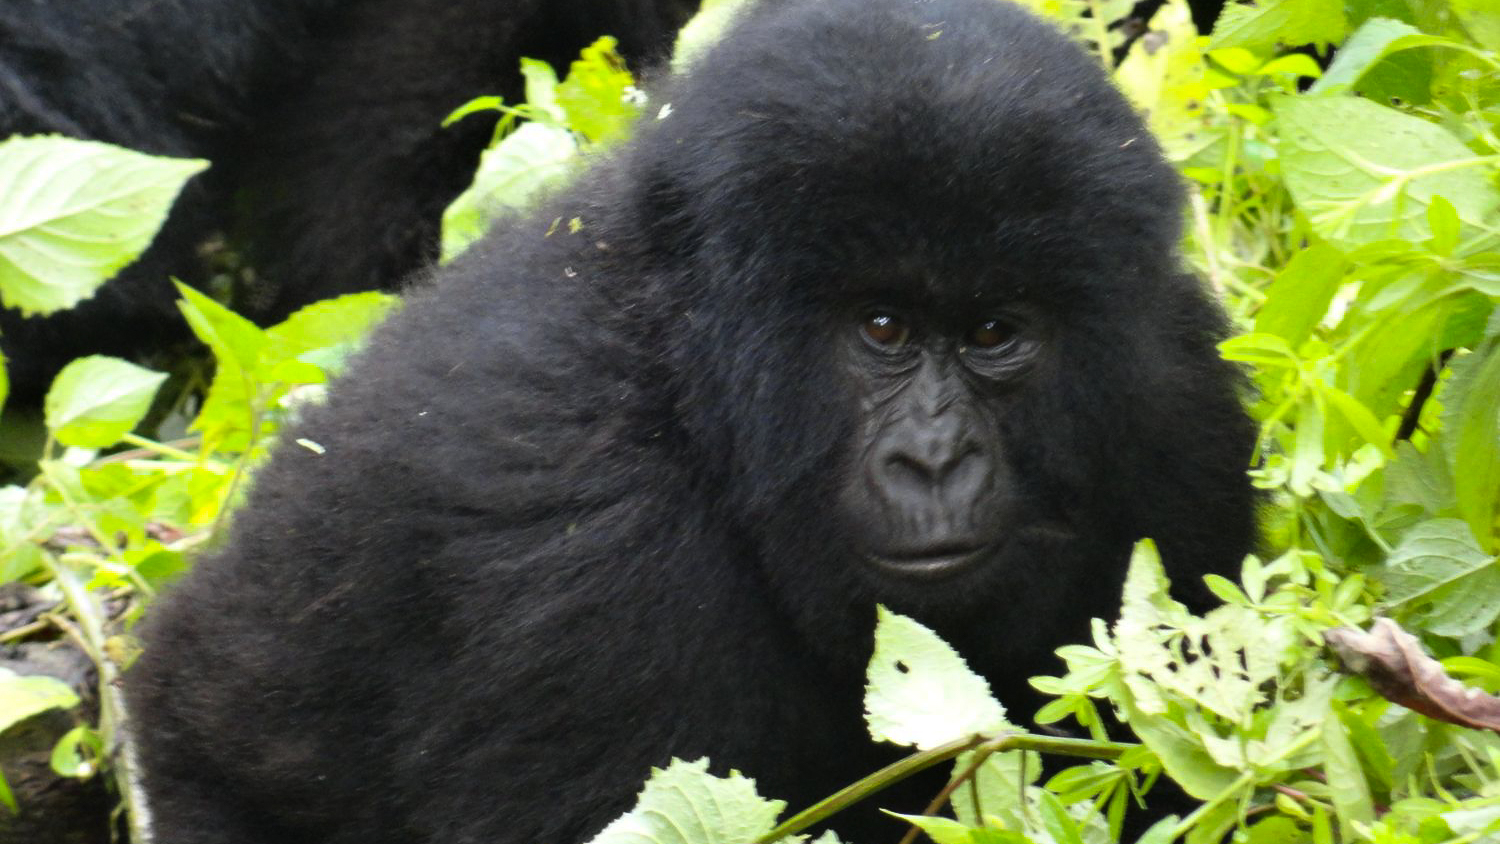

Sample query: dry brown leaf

[1325,617,1500,733]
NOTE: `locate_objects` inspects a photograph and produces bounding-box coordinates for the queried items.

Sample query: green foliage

[440,37,645,261]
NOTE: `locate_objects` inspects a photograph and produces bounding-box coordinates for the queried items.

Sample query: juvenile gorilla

[129,0,1258,841]
[0,0,696,400]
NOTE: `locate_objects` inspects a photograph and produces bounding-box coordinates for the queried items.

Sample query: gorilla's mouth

[864,542,994,581]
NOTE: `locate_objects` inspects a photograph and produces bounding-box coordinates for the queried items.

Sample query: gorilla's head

[617,0,1255,658]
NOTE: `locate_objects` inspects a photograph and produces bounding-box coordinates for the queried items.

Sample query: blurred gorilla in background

[128,0,1257,842]
[0,0,698,400]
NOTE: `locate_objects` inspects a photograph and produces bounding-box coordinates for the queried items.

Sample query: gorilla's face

[835,294,1045,584]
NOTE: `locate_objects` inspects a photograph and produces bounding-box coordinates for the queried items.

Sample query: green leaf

[883,813,975,844]
[1452,0,1500,51]
[1274,95,1500,248]
[1428,195,1461,256]
[261,291,399,377]
[1291,394,1326,496]
[865,605,1007,750]
[1309,18,1459,96]
[442,95,506,128]
[175,281,266,371]
[584,758,784,844]
[0,669,79,734]
[1133,816,1182,844]
[1321,705,1375,841]
[1443,341,1500,547]
[556,37,641,146]
[49,725,102,778]
[43,355,167,448]
[1376,519,1500,637]
[1335,704,1394,793]
[441,122,577,262]
[1254,244,1347,347]
[1208,0,1345,51]
[1346,299,1447,418]
[520,58,567,124]
[1218,332,1298,369]
[1114,690,1241,800]
[1320,385,1393,458]
[951,750,1040,832]
[1035,790,1085,844]
[0,136,207,315]
[1243,816,1305,844]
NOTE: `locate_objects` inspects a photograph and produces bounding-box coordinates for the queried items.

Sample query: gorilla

[127,0,1258,841]
[0,0,697,401]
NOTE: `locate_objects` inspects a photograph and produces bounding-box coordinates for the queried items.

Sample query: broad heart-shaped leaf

[865,606,1007,750]
[44,355,167,448]
[440,121,577,262]
[584,758,785,844]
[1375,519,1500,638]
[0,669,78,734]
[1274,96,1500,249]
[0,136,206,315]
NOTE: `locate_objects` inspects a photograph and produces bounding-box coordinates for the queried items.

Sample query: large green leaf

[1275,96,1500,248]
[0,136,206,315]
[1376,519,1500,636]
[865,606,1007,750]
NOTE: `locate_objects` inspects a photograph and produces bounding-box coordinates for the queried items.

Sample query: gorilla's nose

[876,426,988,502]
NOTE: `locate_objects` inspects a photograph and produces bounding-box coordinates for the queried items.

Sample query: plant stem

[756,731,1135,843]
[46,561,155,844]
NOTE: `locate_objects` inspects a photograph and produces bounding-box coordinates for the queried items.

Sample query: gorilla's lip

[864,543,993,581]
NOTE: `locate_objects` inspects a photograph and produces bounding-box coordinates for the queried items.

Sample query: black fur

[0,0,697,401]
[128,1,1258,842]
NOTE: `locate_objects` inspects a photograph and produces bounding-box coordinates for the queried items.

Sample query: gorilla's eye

[862,313,911,348]
[969,318,1019,350]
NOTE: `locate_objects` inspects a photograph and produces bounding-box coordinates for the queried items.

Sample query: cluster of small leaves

[439,36,645,260]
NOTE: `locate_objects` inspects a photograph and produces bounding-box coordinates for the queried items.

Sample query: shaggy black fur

[128,0,1258,841]
[0,0,697,401]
